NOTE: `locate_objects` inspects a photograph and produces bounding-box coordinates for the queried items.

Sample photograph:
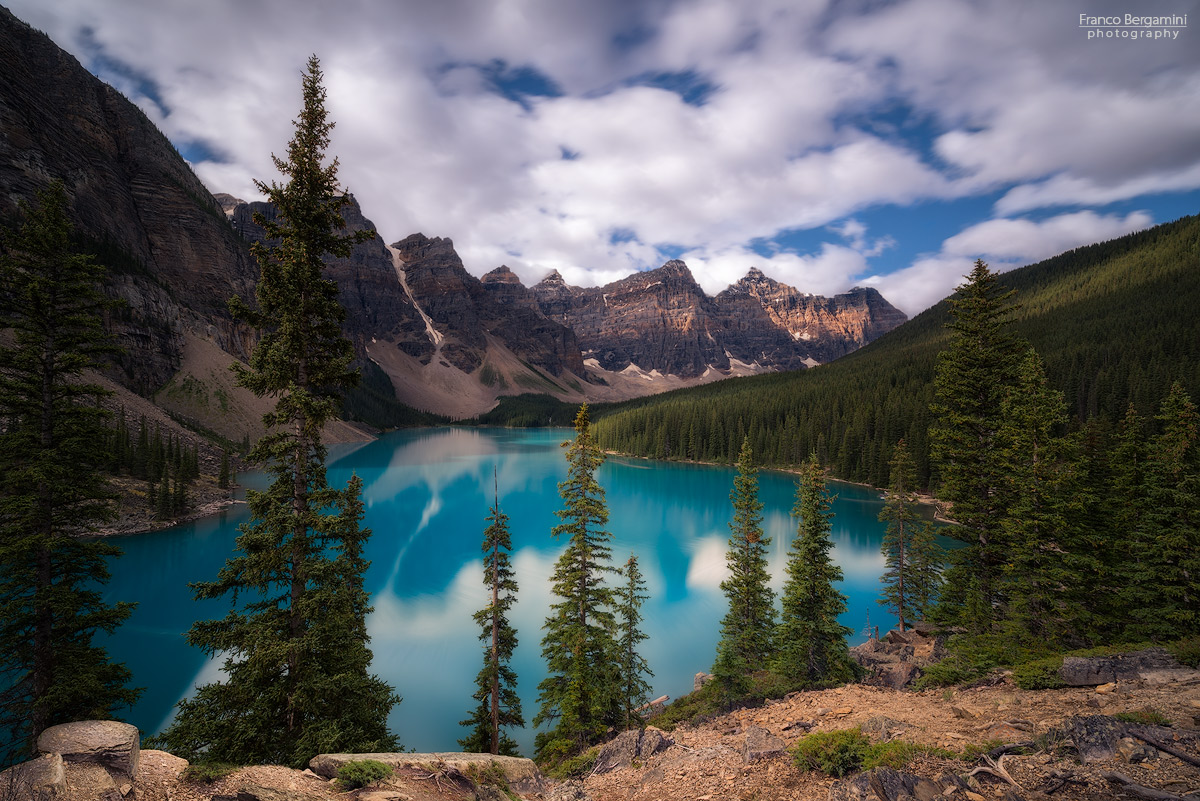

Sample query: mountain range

[0,5,906,432]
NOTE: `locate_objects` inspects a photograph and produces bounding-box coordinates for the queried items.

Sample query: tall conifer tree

[0,181,140,765]
[1128,383,1200,639]
[535,405,619,762]
[998,349,1086,646]
[877,439,921,631]
[614,553,653,730]
[773,456,855,686]
[929,259,1023,632]
[906,522,944,623]
[460,474,524,755]
[712,438,776,699]
[155,56,398,766]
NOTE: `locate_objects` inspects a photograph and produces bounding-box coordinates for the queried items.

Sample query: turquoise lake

[100,426,935,756]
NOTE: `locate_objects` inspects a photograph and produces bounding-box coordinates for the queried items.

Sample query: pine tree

[614,553,653,730]
[1110,404,1152,637]
[773,456,855,686]
[218,450,231,489]
[877,439,921,631]
[535,404,619,762]
[0,181,140,765]
[712,438,776,700]
[460,474,524,756]
[998,349,1086,646]
[906,522,944,621]
[929,259,1023,632]
[1129,383,1200,639]
[155,466,173,520]
[155,56,397,767]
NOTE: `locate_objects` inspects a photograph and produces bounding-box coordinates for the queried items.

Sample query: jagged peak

[536,269,567,287]
[482,265,523,285]
[393,232,454,250]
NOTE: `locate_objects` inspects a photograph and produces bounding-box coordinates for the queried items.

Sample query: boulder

[0,753,65,800]
[1063,715,1127,763]
[1059,647,1180,686]
[693,672,714,692]
[741,726,786,763]
[828,766,945,801]
[1117,737,1157,764]
[591,727,674,774]
[548,779,592,801]
[36,720,140,779]
[860,716,907,742]
[871,662,922,690]
[60,762,121,801]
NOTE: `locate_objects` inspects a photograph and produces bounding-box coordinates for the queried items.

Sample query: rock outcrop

[849,627,944,689]
[2,720,147,800]
[310,751,548,797]
[1058,647,1187,687]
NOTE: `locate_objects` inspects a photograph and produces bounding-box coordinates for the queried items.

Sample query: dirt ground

[123,670,1200,801]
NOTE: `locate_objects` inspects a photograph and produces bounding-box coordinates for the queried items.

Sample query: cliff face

[392,233,584,377]
[0,6,257,394]
[224,196,432,360]
[532,260,729,377]
[715,268,909,369]
[532,262,907,378]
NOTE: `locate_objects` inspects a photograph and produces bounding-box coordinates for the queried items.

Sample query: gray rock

[693,672,714,692]
[1063,715,1128,763]
[828,766,944,801]
[1059,647,1180,686]
[860,716,907,742]
[592,727,674,774]
[0,753,65,800]
[1117,737,1158,764]
[872,662,922,690]
[36,720,140,780]
[741,726,786,763]
[548,778,592,801]
[60,762,121,801]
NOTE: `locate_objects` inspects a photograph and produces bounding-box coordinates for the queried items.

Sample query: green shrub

[1169,636,1200,668]
[336,759,393,789]
[792,728,869,777]
[181,763,238,783]
[541,746,598,780]
[1114,708,1172,727]
[1013,656,1066,690]
[862,740,928,771]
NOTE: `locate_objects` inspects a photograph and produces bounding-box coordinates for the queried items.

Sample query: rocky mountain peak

[212,193,246,218]
[482,265,523,285]
[536,269,566,288]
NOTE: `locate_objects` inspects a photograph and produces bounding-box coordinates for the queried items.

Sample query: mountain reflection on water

[102,427,939,755]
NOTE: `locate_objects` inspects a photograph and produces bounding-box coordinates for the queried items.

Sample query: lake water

[100,426,933,756]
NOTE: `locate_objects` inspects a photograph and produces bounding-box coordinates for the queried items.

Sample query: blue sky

[11,0,1200,313]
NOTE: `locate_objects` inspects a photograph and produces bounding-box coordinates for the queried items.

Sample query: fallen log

[1129,729,1200,767]
[1102,771,1186,800]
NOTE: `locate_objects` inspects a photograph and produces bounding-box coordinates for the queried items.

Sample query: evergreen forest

[591,215,1200,489]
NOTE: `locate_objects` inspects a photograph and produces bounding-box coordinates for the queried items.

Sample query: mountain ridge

[0,3,907,426]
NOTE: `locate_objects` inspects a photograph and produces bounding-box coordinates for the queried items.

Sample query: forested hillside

[592,215,1200,488]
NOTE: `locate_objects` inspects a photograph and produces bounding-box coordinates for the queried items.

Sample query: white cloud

[6,0,1198,307]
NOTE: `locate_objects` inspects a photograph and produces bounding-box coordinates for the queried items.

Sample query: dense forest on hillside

[591,215,1200,488]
